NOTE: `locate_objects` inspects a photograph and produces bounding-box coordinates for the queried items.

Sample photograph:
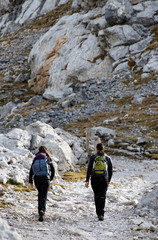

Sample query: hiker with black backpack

[29,146,55,222]
[85,143,113,221]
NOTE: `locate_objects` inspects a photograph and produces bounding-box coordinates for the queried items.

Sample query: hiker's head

[96,143,104,151]
[38,146,51,158]
[39,146,47,153]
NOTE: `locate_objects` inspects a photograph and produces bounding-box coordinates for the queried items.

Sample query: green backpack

[93,155,107,177]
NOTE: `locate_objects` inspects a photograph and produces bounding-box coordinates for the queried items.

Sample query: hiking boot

[98,215,104,221]
[39,210,44,222]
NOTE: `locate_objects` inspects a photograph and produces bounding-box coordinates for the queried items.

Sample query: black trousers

[34,176,50,214]
[91,177,108,216]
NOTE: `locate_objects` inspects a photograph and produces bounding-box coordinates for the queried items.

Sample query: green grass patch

[0,200,14,208]
[13,186,35,192]
[61,167,86,182]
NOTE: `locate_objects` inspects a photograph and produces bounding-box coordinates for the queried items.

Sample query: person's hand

[85,182,89,188]
[29,183,33,188]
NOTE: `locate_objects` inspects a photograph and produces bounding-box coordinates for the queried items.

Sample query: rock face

[0,121,82,184]
[26,0,158,100]
[0,0,70,34]
[28,9,112,100]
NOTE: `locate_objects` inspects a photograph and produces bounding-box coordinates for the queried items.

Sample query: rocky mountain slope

[0,0,157,160]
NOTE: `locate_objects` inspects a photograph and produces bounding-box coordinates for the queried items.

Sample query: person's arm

[106,156,113,183]
[48,157,55,180]
[29,165,33,185]
[85,155,95,188]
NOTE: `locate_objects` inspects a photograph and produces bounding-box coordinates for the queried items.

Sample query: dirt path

[1,156,158,240]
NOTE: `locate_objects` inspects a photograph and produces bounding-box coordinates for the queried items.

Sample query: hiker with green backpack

[85,143,113,221]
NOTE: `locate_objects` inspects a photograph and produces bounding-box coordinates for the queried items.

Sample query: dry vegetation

[61,167,87,182]
[28,0,73,30]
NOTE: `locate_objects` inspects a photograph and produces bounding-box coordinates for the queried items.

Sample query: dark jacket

[86,151,113,183]
[29,152,55,184]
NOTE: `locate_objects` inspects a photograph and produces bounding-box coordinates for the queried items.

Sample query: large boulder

[26,121,78,171]
[55,128,87,164]
[137,186,158,212]
[91,126,116,139]
[99,25,141,49]
[28,11,112,100]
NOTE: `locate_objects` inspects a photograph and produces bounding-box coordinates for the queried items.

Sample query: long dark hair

[39,146,51,158]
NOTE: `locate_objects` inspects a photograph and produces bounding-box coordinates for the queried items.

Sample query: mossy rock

[7,178,23,186]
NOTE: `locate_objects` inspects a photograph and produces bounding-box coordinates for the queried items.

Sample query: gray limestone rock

[137,186,158,212]
[105,0,133,26]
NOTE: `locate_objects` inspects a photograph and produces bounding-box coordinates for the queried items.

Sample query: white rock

[91,126,116,139]
[103,25,141,48]
[113,60,130,74]
[40,134,77,172]
[55,128,86,161]
[26,121,78,171]
[135,1,158,26]
[0,217,22,240]
[0,0,9,10]
[131,94,145,105]
[9,167,27,185]
[109,46,129,61]
[129,36,153,54]
[0,174,7,184]
[137,186,158,211]
[6,128,31,149]
[143,54,158,73]
[0,102,16,119]
[108,139,115,146]
[26,121,56,138]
